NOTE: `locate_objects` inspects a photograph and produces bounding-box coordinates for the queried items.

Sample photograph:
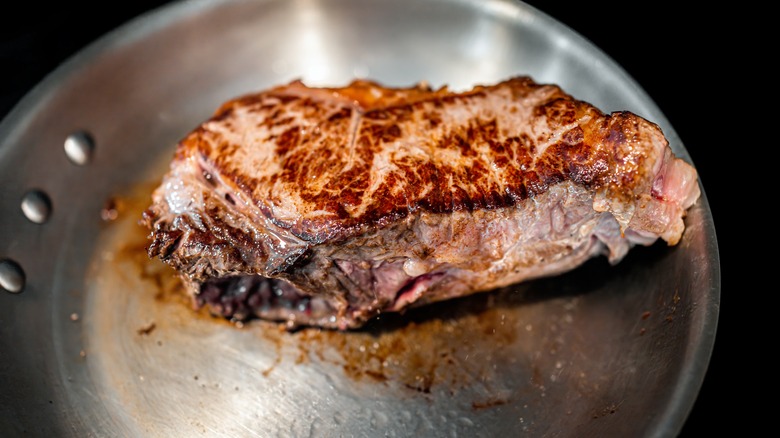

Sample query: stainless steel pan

[0,0,720,436]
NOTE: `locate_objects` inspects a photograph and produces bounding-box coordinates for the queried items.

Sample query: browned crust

[174,76,665,241]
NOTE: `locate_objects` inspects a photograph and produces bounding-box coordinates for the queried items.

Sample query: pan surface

[0,0,720,436]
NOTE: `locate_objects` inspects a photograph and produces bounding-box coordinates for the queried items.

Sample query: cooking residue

[101,196,125,222]
[106,181,579,401]
[137,322,157,336]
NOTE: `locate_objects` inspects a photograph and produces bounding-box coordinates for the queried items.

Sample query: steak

[143,76,700,330]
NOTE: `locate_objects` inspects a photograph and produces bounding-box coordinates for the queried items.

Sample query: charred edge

[277,248,313,274]
[196,275,313,322]
[145,223,184,260]
[267,247,312,277]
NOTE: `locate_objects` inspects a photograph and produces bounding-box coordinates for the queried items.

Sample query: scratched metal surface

[0,0,719,436]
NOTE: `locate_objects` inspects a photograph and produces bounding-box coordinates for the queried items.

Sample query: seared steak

[143,76,700,329]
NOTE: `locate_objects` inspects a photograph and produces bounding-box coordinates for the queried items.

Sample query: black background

[1,1,736,436]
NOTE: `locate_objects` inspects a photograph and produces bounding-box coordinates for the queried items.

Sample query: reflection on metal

[0,259,25,294]
[21,190,52,224]
[64,131,95,165]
